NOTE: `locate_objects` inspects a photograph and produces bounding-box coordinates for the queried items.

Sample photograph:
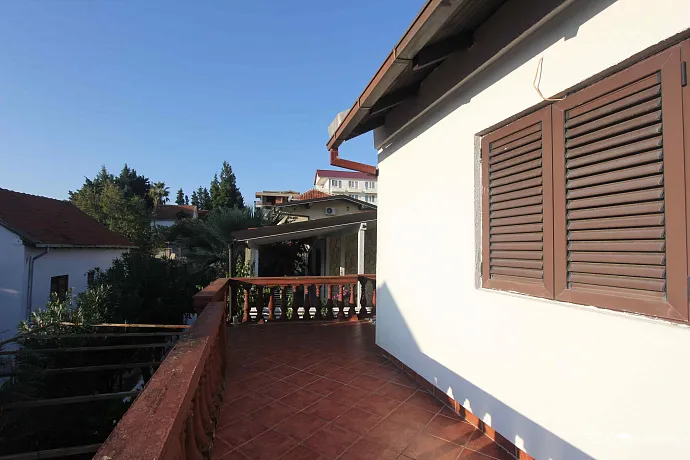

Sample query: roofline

[34,244,137,249]
[275,195,377,209]
[326,0,460,150]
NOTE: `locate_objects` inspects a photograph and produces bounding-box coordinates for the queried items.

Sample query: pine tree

[184,195,189,205]
[210,161,245,209]
[194,186,211,210]
[191,191,199,208]
[175,188,185,205]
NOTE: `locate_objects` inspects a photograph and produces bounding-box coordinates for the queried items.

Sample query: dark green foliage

[259,241,309,277]
[148,181,170,206]
[175,188,185,205]
[210,161,244,209]
[194,187,211,211]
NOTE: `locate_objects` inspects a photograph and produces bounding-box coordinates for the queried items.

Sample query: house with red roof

[0,188,135,339]
[151,204,199,227]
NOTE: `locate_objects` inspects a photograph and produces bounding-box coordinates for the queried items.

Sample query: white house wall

[375,1,690,459]
[26,247,125,313]
[0,226,26,340]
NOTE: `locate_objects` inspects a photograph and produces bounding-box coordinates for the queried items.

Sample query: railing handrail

[95,280,229,459]
[229,274,376,286]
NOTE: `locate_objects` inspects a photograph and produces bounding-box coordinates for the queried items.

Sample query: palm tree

[149,181,170,205]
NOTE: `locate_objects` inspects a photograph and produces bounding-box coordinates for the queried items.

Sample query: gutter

[234,217,378,244]
[329,147,378,176]
[34,244,136,249]
[26,248,49,319]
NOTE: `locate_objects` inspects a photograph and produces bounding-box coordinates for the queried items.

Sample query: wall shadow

[376,282,595,460]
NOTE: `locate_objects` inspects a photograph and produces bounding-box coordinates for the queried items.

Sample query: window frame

[50,275,69,301]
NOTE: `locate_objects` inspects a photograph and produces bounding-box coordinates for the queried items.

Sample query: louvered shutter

[552,45,689,321]
[481,106,554,298]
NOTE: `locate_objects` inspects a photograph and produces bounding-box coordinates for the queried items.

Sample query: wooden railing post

[267,287,276,321]
[337,284,345,321]
[303,284,312,321]
[314,284,323,320]
[242,286,250,323]
[256,286,265,324]
[280,286,288,321]
[290,285,299,321]
[358,278,369,320]
[348,283,358,321]
[325,284,334,320]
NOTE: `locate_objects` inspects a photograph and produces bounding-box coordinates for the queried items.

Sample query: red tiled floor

[237,429,297,460]
[403,433,465,460]
[303,423,357,459]
[333,407,382,435]
[340,439,399,460]
[210,322,507,460]
[274,411,327,441]
[386,403,437,430]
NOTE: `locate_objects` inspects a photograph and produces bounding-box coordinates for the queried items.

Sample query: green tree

[175,188,185,205]
[190,190,199,208]
[184,194,189,205]
[195,186,211,211]
[211,161,245,209]
[117,164,152,206]
[69,166,151,247]
[148,181,170,206]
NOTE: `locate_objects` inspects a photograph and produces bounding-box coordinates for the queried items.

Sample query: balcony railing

[96,279,229,460]
[229,275,376,323]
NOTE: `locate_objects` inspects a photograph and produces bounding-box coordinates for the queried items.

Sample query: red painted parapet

[95,280,229,460]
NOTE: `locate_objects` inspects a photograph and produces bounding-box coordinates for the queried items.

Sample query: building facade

[254,190,300,210]
[314,170,377,204]
[327,0,690,459]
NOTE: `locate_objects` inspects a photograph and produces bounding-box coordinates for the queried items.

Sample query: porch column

[249,245,260,277]
[357,223,366,307]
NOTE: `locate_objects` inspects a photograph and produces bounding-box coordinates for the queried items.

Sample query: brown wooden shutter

[481,106,554,298]
[552,45,689,321]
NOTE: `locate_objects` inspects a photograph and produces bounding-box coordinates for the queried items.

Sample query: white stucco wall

[26,247,125,313]
[0,226,26,340]
[284,202,371,220]
[375,1,690,459]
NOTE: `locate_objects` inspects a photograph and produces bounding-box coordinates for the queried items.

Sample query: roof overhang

[326,0,571,150]
[275,195,376,210]
[232,212,377,246]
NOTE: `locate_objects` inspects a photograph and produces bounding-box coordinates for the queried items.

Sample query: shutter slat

[568,240,665,252]
[566,98,662,138]
[490,274,543,284]
[490,232,543,242]
[491,186,543,203]
[567,137,663,169]
[490,258,544,269]
[491,242,543,251]
[566,111,662,149]
[491,204,543,219]
[567,174,664,199]
[568,251,665,265]
[490,123,541,150]
[491,266,543,278]
[566,124,662,159]
[491,167,542,187]
[490,195,543,211]
[567,201,664,220]
[567,149,663,180]
[491,214,543,227]
[490,223,543,234]
[490,250,543,260]
[567,213,665,230]
[568,262,666,278]
[567,163,663,190]
[491,176,542,196]
[568,227,665,241]
[490,131,541,155]
[568,272,666,291]
[489,140,542,165]
[490,159,542,180]
[569,282,665,299]
[567,188,664,210]
[490,150,542,172]
[567,75,660,122]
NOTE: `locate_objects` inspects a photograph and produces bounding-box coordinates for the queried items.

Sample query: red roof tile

[315,169,376,180]
[297,189,331,200]
[0,188,134,247]
[152,204,197,220]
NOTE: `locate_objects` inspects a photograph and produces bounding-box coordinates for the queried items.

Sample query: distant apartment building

[254,190,300,210]
[313,170,377,204]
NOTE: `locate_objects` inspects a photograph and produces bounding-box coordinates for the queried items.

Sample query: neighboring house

[275,193,376,223]
[254,190,300,210]
[314,170,377,203]
[326,1,690,459]
[0,188,134,339]
[151,204,198,227]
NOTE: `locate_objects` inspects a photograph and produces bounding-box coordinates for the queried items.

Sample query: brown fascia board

[326,0,461,150]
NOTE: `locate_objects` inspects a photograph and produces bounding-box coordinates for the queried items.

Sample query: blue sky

[0,0,422,202]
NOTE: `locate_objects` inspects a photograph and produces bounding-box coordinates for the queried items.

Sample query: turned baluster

[337,284,345,321]
[280,286,288,321]
[358,279,369,320]
[290,285,299,321]
[255,286,265,324]
[242,286,250,323]
[314,284,323,320]
[185,409,204,460]
[303,284,312,321]
[267,286,276,321]
[325,284,334,320]
[198,373,212,433]
[347,283,358,321]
